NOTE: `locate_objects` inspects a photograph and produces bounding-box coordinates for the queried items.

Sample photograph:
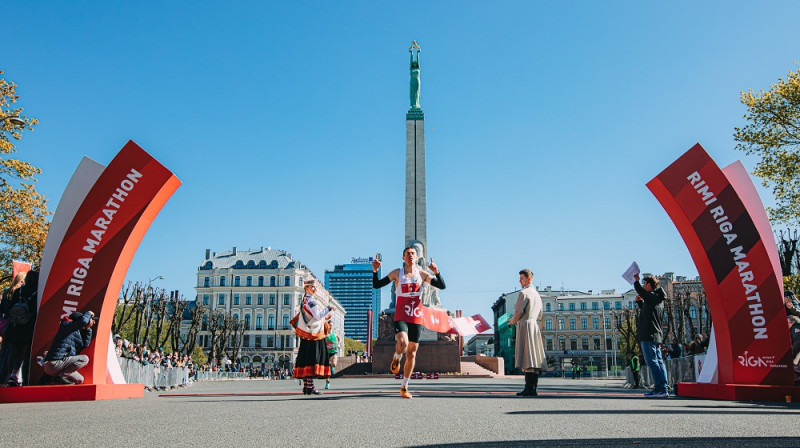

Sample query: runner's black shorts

[394,320,422,343]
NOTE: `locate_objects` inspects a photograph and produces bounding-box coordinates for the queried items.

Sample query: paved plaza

[2,377,800,447]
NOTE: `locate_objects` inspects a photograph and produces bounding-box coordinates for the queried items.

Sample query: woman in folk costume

[508,269,546,396]
[293,280,336,395]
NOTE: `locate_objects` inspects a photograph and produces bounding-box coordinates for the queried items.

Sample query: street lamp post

[602,303,609,377]
[0,116,25,126]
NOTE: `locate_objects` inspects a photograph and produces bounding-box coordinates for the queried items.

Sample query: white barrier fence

[117,358,191,390]
[624,354,703,389]
[117,358,252,390]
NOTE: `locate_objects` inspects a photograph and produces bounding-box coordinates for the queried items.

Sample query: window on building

[545,319,552,330]
[615,301,622,310]
[270,276,276,286]
[284,276,291,286]
[593,338,601,350]
[592,317,599,329]
[581,337,589,350]
[257,294,264,305]
[218,294,225,305]
[283,294,291,306]
[246,276,252,286]
[569,303,575,311]
[570,338,578,350]
[203,294,209,306]
[269,294,276,305]
[256,315,263,330]
[546,339,553,351]
[690,306,697,318]
[243,336,249,348]
[202,315,208,331]
[258,276,264,286]
[581,317,588,330]
[233,294,240,305]
[604,317,611,329]
[268,315,275,330]
[283,314,289,329]
[592,302,598,310]
[558,338,566,351]
[558,303,564,311]
[246,294,252,305]
[233,313,239,321]
[219,276,226,287]
[606,337,613,350]
[255,336,261,348]
[603,301,610,310]
[558,319,565,330]
[628,301,633,309]
[569,319,576,330]
[580,302,587,310]
[234,276,241,286]
[545,303,551,312]
[244,314,251,330]
[203,277,210,287]
[267,335,275,348]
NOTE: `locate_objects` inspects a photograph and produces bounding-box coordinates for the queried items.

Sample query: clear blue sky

[4,2,799,321]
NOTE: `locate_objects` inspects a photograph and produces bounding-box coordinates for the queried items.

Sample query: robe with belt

[508,285,547,372]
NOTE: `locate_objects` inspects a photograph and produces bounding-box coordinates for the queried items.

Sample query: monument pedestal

[372,339,460,374]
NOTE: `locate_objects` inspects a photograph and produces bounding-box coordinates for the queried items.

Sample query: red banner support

[0,141,180,403]
[647,143,797,400]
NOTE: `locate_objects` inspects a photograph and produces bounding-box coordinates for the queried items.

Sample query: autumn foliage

[0,69,49,284]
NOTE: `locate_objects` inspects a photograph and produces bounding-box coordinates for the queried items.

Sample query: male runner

[372,246,446,398]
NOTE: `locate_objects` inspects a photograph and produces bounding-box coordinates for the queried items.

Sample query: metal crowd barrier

[117,358,191,390]
[624,354,702,389]
[191,370,250,381]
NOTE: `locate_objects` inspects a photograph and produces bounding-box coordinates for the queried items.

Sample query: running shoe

[324,382,330,390]
[644,390,669,398]
[390,357,401,374]
[400,386,412,399]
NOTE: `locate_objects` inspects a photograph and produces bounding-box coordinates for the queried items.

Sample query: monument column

[405,40,427,257]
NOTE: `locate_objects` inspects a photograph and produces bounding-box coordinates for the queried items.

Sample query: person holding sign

[372,247,446,399]
[633,273,668,398]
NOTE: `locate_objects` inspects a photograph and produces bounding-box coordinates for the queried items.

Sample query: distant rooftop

[199,246,305,270]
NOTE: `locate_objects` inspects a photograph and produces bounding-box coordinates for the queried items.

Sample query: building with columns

[193,246,345,369]
[493,286,627,375]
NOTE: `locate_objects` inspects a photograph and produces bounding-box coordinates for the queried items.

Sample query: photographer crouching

[42,311,97,385]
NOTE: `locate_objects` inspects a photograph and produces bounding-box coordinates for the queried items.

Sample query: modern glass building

[324,257,381,344]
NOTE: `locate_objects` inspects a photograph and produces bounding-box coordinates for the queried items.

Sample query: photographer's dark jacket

[45,312,93,361]
[0,272,39,344]
[634,281,666,344]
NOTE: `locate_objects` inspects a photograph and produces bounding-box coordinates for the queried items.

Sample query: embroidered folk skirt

[293,338,331,378]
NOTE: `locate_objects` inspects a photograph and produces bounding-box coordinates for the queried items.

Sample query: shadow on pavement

[507,409,800,416]
[409,437,800,448]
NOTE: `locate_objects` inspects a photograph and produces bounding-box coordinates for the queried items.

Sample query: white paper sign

[621,261,640,285]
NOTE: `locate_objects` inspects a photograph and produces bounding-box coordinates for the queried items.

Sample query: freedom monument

[373,42,462,374]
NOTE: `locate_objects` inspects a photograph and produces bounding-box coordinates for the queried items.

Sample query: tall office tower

[325,257,381,343]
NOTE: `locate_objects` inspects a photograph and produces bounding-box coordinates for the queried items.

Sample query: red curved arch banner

[647,143,793,398]
[21,141,180,400]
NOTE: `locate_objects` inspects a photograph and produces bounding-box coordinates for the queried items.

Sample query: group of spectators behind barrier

[625,353,702,390]
[117,357,260,390]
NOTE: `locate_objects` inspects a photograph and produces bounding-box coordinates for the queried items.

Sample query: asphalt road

[2,377,800,447]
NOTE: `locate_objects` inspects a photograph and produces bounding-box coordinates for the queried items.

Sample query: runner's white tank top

[397,266,422,299]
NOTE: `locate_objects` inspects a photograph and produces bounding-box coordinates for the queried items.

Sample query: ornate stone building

[192,246,345,369]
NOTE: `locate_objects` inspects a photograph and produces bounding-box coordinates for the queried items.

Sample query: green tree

[344,337,366,354]
[0,69,48,284]
[734,67,800,226]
